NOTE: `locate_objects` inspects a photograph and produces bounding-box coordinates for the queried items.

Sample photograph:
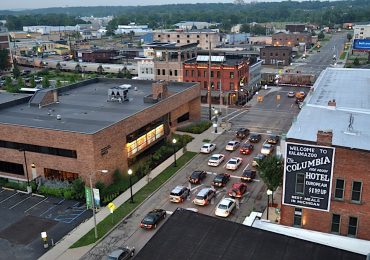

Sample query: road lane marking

[9,195,32,209]
[24,197,48,213]
[228,110,249,121]
[0,192,18,203]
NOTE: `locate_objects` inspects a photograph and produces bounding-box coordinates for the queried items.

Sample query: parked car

[193,187,216,206]
[107,246,135,260]
[252,153,266,167]
[267,135,280,145]
[261,143,274,155]
[170,186,190,203]
[296,97,305,104]
[212,173,230,188]
[140,209,167,229]
[249,133,262,143]
[287,91,295,98]
[236,128,250,139]
[241,169,257,182]
[188,170,207,184]
[215,198,236,217]
[295,91,306,99]
[225,157,243,170]
[208,153,225,167]
[239,143,254,155]
[228,183,247,198]
[225,140,240,151]
[200,143,216,154]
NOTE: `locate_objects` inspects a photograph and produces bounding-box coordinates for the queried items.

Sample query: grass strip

[70,151,196,248]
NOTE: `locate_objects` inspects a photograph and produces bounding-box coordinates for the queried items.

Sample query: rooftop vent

[108,87,128,103]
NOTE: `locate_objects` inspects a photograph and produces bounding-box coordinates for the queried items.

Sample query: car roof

[211,154,223,157]
[172,186,185,193]
[220,198,235,204]
[192,170,203,175]
[228,140,238,144]
[197,187,212,196]
[229,157,240,161]
[203,143,212,146]
[109,248,129,258]
[232,183,244,188]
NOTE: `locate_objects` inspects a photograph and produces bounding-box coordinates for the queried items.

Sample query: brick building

[281,68,370,240]
[0,79,200,185]
[260,46,292,66]
[153,29,222,50]
[183,53,251,106]
[143,42,198,82]
[272,32,313,47]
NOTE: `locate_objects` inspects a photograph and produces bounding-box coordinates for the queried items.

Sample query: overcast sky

[0,0,307,10]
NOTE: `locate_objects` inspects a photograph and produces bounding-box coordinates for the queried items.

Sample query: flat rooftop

[0,79,196,134]
[0,92,31,103]
[287,68,370,151]
[136,209,365,260]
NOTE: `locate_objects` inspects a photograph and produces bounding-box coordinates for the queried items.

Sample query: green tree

[30,76,36,88]
[42,76,50,88]
[255,155,284,204]
[0,48,10,71]
[117,69,124,78]
[12,63,21,78]
[240,23,250,33]
[17,77,25,89]
[56,79,62,88]
[318,31,325,40]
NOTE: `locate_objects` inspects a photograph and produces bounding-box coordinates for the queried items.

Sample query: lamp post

[266,189,273,220]
[172,138,177,167]
[90,169,108,240]
[128,169,134,203]
[19,148,31,193]
[214,110,218,133]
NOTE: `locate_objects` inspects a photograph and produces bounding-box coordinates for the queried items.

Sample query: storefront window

[156,125,164,139]
[137,134,147,152]
[127,124,165,157]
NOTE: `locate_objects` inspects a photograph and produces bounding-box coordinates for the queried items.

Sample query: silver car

[108,246,135,260]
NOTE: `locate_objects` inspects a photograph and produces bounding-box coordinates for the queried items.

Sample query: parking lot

[0,188,91,260]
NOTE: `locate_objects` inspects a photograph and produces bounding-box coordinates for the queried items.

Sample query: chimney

[317,130,333,146]
[152,81,168,100]
[328,99,336,107]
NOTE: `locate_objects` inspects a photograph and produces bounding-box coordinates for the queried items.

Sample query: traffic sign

[107,202,116,213]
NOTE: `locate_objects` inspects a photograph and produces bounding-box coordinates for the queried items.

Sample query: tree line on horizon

[1,0,370,32]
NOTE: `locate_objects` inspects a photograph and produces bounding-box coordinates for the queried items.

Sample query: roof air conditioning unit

[56,115,62,120]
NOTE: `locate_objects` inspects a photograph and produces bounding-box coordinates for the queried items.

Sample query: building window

[0,160,24,176]
[211,82,215,89]
[187,40,190,43]
[275,53,278,56]
[283,53,286,56]
[162,69,166,75]
[230,82,234,89]
[177,35,180,38]
[204,81,207,89]
[351,181,362,203]
[167,34,170,37]
[157,69,160,75]
[197,70,201,77]
[197,40,200,44]
[217,81,221,90]
[230,72,234,79]
[331,214,341,234]
[293,208,302,227]
[204,71,207,77]
[197,35,200,38]
[348,217,358,237]
[270,53,273,56]
[191,70,194,77]
[177,40,180,43]
[158,35,161,38]
[211,71,214,78]
[217,71,220,78]
[187,35,190,38]
[174,70,178,76]
[295,173,305,194]
[334,179,345,200]
[263,52,266,56]
[185,70,188,77]
[169,70,173,76]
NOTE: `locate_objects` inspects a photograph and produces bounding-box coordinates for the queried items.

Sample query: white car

[225,157,243,170]
[208,154,225,167]
[215,198,236,217]
[200,143,216,154]
[225,141,240,151]
[261,143,274,155]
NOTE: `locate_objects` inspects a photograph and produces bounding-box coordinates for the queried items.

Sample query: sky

[0,0,302,10]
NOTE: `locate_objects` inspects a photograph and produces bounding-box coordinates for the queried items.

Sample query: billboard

[283,142,335,211]
[353,39,370,51]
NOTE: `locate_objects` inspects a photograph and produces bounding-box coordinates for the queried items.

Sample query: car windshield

[210,156,219,160]
[263,144,271,149]
[170,191,180,196]
[227,142,234,146]
[195,195,206,200]
[191,172,200,178]
[243,171,251,177]
[202,144,209,148]
[228,160,237,164]
[142,216,155,223]
[218,204,228,210]
[214,175,223,181]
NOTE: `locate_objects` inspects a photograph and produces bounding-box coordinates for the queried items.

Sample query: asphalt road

[294,32,347,77]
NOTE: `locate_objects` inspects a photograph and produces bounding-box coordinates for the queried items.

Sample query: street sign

[353,39,370,51]
[85,187,92,209]
[283,142,335,211]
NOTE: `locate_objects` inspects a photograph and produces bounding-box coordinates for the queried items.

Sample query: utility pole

[208,40,212,120]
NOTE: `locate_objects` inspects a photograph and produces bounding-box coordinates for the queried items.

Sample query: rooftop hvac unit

[108,87,128,103]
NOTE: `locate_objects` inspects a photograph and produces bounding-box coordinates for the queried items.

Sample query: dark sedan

[189,170,207,184]
[241,170,257,182]
[249,133,262,143]
[140,209,167,229]
[212,173,230,187]
[267,135,280,145]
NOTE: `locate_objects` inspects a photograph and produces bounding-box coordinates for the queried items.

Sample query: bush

[71,178,85,200]
[177,121,212,134]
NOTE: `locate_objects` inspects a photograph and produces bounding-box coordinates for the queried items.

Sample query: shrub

[71,178,85,200]
[112,169,123,183]
[177,121,212,134]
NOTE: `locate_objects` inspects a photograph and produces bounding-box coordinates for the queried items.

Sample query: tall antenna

[348,113,354,132]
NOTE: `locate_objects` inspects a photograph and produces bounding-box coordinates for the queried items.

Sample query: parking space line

[24,197,48,213]
[9,195,32,209]
[0,189,5,194]
[243,163,250,172]
[0,192,18,203]
[39,204,57,217]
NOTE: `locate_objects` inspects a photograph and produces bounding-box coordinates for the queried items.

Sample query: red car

[228,183,247,198]
[240,143,254,155]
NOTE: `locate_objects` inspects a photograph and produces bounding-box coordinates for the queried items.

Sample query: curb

[77,152,198,256]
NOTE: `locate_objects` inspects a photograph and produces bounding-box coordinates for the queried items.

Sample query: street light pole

[214,110,218,134]
[267,189,272,221]
[172,138,177,167]
[128,169,134,203]
[90,169,108,240]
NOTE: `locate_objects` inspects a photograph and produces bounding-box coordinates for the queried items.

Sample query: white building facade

[135,57,155,80]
